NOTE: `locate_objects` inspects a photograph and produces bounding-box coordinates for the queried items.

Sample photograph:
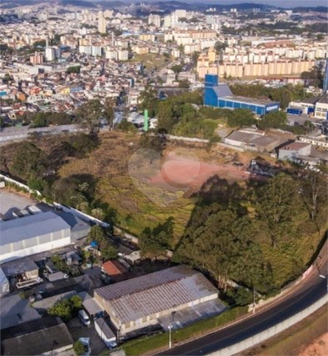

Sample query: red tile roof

[102,260,126,276]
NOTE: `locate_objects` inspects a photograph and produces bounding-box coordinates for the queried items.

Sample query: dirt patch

[149,152,250,191]
[298,333,328,356]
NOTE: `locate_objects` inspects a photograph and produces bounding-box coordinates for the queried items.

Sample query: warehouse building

[204,74,280,116]
[0,212,71,263]
[94,265,222,336]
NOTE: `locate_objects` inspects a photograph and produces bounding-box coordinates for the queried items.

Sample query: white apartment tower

[98,11,107,34]
[148,14,161,27]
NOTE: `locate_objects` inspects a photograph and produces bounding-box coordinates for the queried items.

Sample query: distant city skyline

[141,0,328,7]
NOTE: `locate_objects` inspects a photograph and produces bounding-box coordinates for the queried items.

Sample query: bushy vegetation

[47,295,83,322]
[87,225,117,260]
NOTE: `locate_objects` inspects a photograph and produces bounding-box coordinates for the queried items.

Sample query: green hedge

[122,306,248,356]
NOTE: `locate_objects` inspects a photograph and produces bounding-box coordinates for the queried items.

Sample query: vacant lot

[57,132,264,240]
[0,189,37,219]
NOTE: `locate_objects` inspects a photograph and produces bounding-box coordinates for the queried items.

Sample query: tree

[76,99,103,132]
[101,244,118,260]
[139,228,167,260]
[139,131,167,156]
[73,340,86,356]
[87,225,107,244]
[117,119,137,133]
[214,41,227,53]
[138,86,159,117]
[178,79,190,89]
[303,120,314,133]
[227,108,256,128]
[48,299,72,321]
[67,66,80,74]
[32,112,48,128]
[11,142,47,180]
[27,177,47,192]
[103,98,115,127]
[256,174,298,248]
[299,171,327,221]
[258,111,287,130]
[170,64,183,79]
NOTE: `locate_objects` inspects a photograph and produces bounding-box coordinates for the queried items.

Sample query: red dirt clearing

[149,153,249,190]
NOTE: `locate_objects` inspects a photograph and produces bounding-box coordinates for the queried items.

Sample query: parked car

[78,310,91,326]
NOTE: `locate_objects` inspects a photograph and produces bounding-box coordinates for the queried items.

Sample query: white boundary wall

[0,174,41,196]
[208,294,328,356]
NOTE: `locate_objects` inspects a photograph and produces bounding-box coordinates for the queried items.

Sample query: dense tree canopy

[174,171,327,294]
[11,142,47,180]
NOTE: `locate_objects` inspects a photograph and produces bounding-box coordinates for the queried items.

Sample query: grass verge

[122,306,248,356]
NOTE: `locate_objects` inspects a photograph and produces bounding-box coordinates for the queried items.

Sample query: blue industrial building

[204,74,280,116]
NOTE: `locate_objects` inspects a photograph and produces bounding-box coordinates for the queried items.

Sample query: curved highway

[157,242,328,355]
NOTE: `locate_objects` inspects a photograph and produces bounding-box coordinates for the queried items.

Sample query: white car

[78,310,91,326]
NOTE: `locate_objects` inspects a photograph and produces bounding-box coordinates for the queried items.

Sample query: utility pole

[168,324,172,349]
[253,286,256,314]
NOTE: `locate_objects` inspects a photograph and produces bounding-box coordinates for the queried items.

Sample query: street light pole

[168,324,172,349]
[253,286,256,315]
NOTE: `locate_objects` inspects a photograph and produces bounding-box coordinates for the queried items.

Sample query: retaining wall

[0,174,41,196]
[208,294,328,356]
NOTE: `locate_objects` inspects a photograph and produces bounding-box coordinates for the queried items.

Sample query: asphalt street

[158,240,328,355]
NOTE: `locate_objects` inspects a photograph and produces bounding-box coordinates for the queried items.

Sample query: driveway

[67,317,106,355]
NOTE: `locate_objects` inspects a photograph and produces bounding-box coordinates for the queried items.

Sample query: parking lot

[67,317,107,355]
[0,189,38,219]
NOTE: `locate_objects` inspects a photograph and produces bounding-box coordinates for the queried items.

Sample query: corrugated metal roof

[95,266,218,324]
[0,212,71,246]
[213,83,232,98]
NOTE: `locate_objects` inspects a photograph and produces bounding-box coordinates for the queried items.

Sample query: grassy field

[240,304,328,356]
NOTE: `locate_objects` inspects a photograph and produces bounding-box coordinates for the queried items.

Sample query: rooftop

[0,211,71,246]
[102,260,127,276]
[1,258,38,277]
[1,316,73,355]
[95,265,218,324]
[221,94,279,107]
[280,141,311,151]
[318,94,328,104]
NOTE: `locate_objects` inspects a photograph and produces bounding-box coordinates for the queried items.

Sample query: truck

[94,317,117,349]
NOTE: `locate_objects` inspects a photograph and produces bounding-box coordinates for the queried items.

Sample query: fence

[209,294,328,356]
[0,174,41,196]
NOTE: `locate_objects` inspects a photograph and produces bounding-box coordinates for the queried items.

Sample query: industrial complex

[204,74,280,116]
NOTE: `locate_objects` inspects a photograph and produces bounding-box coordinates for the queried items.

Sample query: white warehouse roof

[0,211,71,246]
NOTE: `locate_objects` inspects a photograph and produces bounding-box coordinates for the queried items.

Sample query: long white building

[0,212,71,263]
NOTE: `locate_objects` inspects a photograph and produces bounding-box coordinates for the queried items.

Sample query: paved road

[157,239,328,355]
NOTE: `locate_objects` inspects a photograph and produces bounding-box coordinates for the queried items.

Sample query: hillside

[1,131,326,294]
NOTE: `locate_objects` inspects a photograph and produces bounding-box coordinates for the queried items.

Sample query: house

[1,258,40,289]
[94,265,220,336]
[278,141,312,162]
[1,316,74,355]
[101,260,127,282]
[0,294,41,330]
